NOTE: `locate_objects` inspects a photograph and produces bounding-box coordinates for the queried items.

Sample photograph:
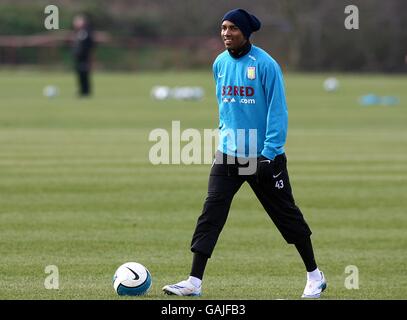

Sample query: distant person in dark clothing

[72,14,94,97]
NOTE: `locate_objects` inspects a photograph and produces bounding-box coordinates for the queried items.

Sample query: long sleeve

[261,61,288,160]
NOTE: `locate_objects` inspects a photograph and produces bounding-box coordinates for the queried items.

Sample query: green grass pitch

[0,70,406,299]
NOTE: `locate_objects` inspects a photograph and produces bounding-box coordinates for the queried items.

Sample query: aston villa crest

[247,67,256,80]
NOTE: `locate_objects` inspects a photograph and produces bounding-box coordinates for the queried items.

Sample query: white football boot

[301,271,327,298]
[162,280,202,296]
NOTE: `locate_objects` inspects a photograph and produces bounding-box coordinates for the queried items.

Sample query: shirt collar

[228,41,252,59]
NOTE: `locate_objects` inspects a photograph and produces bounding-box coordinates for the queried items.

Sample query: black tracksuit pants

[78,70,90,96]
[75,61,91,96]
[191,151,312,258]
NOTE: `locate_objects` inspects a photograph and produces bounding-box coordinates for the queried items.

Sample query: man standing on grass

[163,8,327,298]
[72,13,94,97]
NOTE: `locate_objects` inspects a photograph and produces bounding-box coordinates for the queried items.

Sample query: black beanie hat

[222,8,261,39]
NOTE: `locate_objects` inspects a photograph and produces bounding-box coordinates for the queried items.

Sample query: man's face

[221,20,247,51]
[73,16,86,30]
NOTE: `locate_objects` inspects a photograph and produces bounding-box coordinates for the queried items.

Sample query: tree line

[0,0,406,72]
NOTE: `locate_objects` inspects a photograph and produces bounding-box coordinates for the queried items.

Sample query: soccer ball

[113,262,152,296]
[43,85,59,98]
[151,86,170,100]
[323,77,339,92]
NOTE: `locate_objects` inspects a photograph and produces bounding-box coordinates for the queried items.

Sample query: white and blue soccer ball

[323,77,339,92]
[43,85,59,98]
[113,262,152,296]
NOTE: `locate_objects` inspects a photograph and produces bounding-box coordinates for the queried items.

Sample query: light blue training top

[213,44,288,160]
